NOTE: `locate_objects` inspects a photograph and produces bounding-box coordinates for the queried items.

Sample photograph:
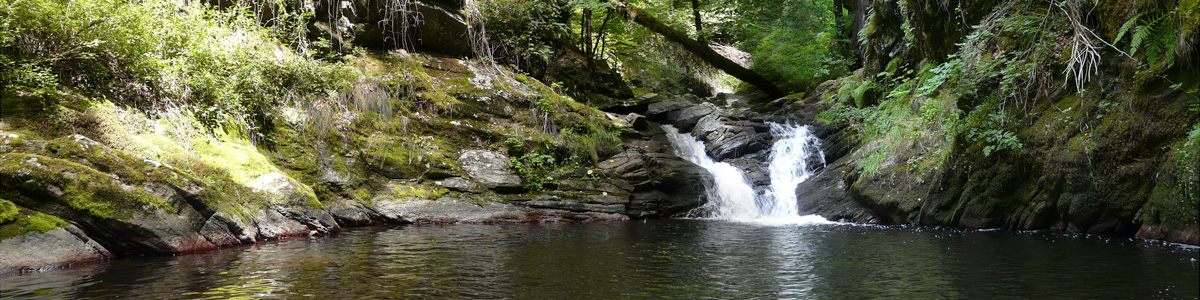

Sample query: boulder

[670,103,719,131]
[457,150,523,192]
[794,161,877,223]
[691,115,771,161]
[645,100,691,121]
[596,149,713,217]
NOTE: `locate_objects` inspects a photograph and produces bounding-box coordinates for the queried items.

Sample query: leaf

[1114,14,1139,44]
[1131,25,1151,56]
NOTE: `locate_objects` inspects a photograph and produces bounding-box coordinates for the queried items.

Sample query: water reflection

[2,221,1197,299]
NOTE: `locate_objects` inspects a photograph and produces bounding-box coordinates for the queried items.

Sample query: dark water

[2,220,1197,299]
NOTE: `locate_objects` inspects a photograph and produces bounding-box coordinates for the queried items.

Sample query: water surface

[2,220,1197,299]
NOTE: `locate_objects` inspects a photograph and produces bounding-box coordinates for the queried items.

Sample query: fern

[1114,14,1141,45]
[1130,24,1151,56]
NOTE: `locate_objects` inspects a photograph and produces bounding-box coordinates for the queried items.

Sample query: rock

[199,212,256,245]
[670,103,719,131]
[623,113,650,131]
[706,132,770,161]
[525,199,626,214]
[320,0,474,56]
[596,149,713,217]
[457,150,523,192]
[645,100,690,121]
[0,225,111,274]
[555,178,634,196]
[690,115,770,161]
[325,201,378,227]
[253,207,318,238]
[371,197,531,223]
[728,157,769,186]
[247,172,339,233]
[435,177,485,193]
[596,150,649,182]
[794,161,876,223]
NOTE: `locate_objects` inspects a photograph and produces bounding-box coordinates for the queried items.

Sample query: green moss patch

[0,199,70,240]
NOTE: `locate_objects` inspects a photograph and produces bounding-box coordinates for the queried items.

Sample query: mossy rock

[0,199,69,240]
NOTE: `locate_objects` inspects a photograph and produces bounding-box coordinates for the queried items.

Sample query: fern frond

[1131,25,1151,56]
[1115,14,1140,44]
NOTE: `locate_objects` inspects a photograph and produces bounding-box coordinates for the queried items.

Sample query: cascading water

[663,126,760,220]
[761,123,826,218]
[664,123,830,224]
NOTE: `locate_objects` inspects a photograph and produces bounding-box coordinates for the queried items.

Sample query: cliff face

[791,0,1198,244]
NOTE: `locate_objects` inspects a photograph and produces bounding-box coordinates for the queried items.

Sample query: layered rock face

[0,54,715,274]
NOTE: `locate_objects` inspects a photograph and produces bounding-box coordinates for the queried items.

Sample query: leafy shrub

[1,0,358,139]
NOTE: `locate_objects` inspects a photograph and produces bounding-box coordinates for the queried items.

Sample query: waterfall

[761,123,825,218]
[663,123,830,224]
[663,126,760,220]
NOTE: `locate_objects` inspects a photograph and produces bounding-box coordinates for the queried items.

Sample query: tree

[611,0,785,98]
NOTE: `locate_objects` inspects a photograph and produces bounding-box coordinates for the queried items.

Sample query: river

[2,220,1197,299]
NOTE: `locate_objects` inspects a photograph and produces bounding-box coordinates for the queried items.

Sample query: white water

[664,126,760,220]
[762,123,826,218]
[663,123,830,225]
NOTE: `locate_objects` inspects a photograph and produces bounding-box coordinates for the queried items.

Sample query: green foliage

[479,0,569,72]
[1,0,358,140]
[506,136,559,192]
[510,152,556,191]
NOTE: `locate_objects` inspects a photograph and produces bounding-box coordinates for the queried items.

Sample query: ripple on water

[1,220,1197,300]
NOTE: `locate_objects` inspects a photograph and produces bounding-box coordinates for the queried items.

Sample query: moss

[388,183,449,200]
[0,153,176,219]
[362,134,457,179]
[0,200,70,240]
[0,198,19,224]
[190,138,282,186]
[1139,140,1200,228]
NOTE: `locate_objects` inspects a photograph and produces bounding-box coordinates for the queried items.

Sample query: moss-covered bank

[787,0,1198,245]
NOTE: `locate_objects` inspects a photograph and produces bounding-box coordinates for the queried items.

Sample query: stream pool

[2,220,1197,299]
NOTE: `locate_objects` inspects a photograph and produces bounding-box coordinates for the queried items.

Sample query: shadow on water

[2,220,1198,299]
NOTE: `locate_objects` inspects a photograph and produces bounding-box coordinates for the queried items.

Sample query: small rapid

[664,123,830,224]
[663,126,760,220]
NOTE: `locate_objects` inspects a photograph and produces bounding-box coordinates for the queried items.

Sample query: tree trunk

[613,1,785,99]
[690,0,703,41]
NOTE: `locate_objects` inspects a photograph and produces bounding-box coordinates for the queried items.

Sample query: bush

[1,0,359,138]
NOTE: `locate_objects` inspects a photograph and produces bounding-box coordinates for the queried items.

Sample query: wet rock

[795,161,877,223]
[252,207,313,239]
[525,199,626,214]
[371,197,531,223]
[325,201,378,227]
[728,157,769,186]
[247,172,339,233]
[691,115,770,161]
[0,226,111,275]
[200,212,256,245]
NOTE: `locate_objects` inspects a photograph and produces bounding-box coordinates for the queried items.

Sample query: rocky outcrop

[458,150,523,192]
[777,0,1199,245]
[0,134,340,270]
[0,225,110,274]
